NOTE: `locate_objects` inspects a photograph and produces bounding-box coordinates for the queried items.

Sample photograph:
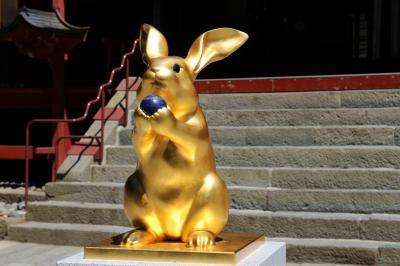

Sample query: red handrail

[24,39,140,207]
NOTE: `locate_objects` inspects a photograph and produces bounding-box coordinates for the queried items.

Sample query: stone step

[8,221,130,246]
[265,188,400,214]
[24,201,400,242]
[118,125,399,146]
[227,209,400,242]
[45,184,400,213]
[197,90,400,110]
[90,165,400,189]
[0,188,46,203]
[277,237,400,265]
[202,108,400,127]
[7,219,399,265]
[105,145,400,168]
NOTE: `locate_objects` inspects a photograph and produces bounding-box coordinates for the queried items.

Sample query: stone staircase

[8,89,400,265]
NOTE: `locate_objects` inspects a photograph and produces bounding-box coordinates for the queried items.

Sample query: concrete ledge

[9,222,131,246]
[0,188,46,203]
[0,217,25,238]
[205,108,400,127]
[198,90,400,110]
[119,125,398,146]
[0,218,6,238]
[44,183,400,213]
[105,145,400,168]
[21,203,400,242]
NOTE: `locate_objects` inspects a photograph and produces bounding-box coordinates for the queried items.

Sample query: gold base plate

[84,231,265,264]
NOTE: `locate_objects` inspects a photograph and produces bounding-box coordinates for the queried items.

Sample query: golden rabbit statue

[124,24,248,248]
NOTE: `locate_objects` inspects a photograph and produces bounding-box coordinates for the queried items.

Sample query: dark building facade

[0,0,399,185]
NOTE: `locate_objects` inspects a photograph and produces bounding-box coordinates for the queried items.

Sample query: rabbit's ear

[186,28,248,77]
[140,24,169,63]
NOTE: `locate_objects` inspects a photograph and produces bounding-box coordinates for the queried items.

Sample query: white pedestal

[57,241,285,266]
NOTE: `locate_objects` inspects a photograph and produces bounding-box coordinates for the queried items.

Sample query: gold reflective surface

[124,24,248,247]
[85,231,265,264]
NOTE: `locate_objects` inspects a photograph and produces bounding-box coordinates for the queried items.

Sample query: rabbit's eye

[172,64,181,73]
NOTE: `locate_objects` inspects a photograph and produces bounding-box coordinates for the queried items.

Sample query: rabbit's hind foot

[186,230,215,248]
[121,229,157,247]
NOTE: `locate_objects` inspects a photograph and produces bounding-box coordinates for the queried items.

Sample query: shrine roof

[1,7,89,34]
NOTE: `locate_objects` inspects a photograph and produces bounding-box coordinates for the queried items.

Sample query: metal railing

[24,39,140,206]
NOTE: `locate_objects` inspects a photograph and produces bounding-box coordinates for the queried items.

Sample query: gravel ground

[0,201,25,218]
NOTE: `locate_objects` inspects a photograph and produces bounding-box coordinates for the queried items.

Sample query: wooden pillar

[52,0,65,18]
[48,54,71,176]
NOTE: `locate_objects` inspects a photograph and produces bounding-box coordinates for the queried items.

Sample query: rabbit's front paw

[186,230,215,248]
[133,108,152,133]
[122,230,157,247]
[150,107,175,132]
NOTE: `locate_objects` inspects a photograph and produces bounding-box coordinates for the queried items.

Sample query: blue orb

[140,95,167,116]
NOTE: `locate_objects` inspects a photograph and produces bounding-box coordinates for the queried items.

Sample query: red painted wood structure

[21,40,140,206]
[195,73,400,94]
[0,7,89,171]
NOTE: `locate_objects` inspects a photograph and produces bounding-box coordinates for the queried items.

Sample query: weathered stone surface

[377,242,400,265]
[271,168,400,189]
[205,109,372,127]
[393,127,400,146]
[312,126,394,145]
[364,108,400,125]
[30,204,400,241]
[199,92,341,110]
[105,146,137,165]
[46,182,269,206]
[218,166,271,187]
[0,218,6,238]
[229,187,267,210]
[0,217,24,239]
[91,165,271,187]
[25,202,385,240]
[8,222,130,246]
[45,183,400,214]
[26,201,131,227]
[340,89,400,108]
[117,126,133,145]
[120,125,396,146]
[92,166,400,190]
[79,120,119,146]
[0,188,46,203]
[57,155,94,182]
[91,165,135,183]
[268,189,400,213]
[210,127,247,146]
[46,182,124,204]
[107,145,400,168]
[198,90,400,110]
[225,210,361,240]
[279,237,379,265]
[244,127,314,146]
[360,214,400,241]
[215,146,400,168]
